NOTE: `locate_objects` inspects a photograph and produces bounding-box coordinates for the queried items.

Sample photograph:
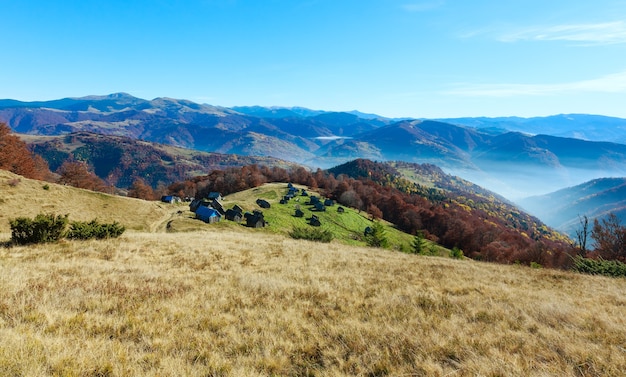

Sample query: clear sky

[2,0,626,118]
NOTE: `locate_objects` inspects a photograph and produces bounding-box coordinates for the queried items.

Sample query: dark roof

[245,211,266,228]
[196,206,221,223]
[189,198,211,212]
[225,209,243,221]
[314,202,326,211]
[256,199,271,208]
[211,199,225,215]
[207,192,222,199]
[309,215,321,226]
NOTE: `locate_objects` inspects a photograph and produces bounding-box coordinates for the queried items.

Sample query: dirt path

[149,205,187,233]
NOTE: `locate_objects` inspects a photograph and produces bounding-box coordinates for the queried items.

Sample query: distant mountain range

[3,93,626,200]
[439,114,626,144]
[518,178,626,239]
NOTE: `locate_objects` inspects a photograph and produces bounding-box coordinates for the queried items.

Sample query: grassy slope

[217,182,428,250]
[0,169,178,233]
[1,171,625,375]
[1,230,625,376]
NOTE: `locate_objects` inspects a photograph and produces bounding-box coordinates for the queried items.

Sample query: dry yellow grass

[0,170,180,233]
[1,170,625,375]
[1,228,625,376]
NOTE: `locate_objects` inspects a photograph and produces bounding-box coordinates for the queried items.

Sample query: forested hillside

[166,159,573,268]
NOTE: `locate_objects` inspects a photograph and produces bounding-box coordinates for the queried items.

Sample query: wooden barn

[245,211,266,228]
[195,206,221,224]
[225,208,243,222]
[161,195,181,204]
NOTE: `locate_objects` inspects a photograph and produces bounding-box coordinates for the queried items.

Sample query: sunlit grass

[1,230,625,376]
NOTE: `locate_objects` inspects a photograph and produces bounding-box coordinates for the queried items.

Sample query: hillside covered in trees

[164,159,574,268]
[6,120,625,270]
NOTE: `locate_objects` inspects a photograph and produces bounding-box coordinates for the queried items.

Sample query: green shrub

[571,256,626,278]
[66,219,125,240]
[365,221,389,248]
[8,214,125,245]
[289,226,333,243]
[10,213,69,245]
[449,247,464,259]
[410,232,425,254]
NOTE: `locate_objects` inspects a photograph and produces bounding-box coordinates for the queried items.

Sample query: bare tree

[575,214,589,257]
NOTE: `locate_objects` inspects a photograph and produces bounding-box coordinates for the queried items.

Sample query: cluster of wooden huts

[279,183,344,227]
[187,191,267,228]
[189,192,225,224]
[180,183,345,230]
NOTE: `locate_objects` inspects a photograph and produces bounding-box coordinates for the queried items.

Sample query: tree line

[160,161,577,268]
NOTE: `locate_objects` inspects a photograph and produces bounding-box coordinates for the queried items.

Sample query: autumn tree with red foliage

[57,160,112,193]
[591,213,626,262]
[128,178,157,200]
[169,159,572,268]
[0,122,50,180]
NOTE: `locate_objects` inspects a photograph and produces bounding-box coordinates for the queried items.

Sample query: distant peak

[76,92,140,101]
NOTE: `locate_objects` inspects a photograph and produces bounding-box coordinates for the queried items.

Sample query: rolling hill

[0,168,419,252]
[0,169,177,233]
[21,132,301,188]
[1,168,625,376]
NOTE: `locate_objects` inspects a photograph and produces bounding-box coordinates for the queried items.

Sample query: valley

[4,94,626,199]
[4,93,626,259]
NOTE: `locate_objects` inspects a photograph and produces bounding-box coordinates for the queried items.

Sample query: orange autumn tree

[57,160,111,193]
[0,122,50,180]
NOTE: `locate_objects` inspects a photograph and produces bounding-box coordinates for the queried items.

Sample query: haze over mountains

[3,92,626,204]
[518,178,626,239]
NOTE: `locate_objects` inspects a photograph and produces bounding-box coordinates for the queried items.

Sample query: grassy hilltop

[1,170,625,376]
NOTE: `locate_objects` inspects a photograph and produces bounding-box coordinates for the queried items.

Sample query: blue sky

[2,0,625,118]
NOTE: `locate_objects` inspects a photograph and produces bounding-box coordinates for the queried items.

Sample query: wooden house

[196,206,221,224]
[309,215,321,227]
[245,211,266,228]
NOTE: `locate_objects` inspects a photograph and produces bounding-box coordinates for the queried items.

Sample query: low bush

[289,226,333,243]
[9,213,125,245]
[571,256,626,278]
[66,219,125,240]
[10,213,69,245]
[449,247,464,259]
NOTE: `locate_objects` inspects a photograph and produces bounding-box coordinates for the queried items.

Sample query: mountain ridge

[518,177,626,238]
[3,93,626,199]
